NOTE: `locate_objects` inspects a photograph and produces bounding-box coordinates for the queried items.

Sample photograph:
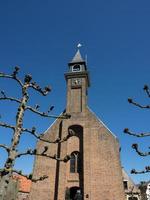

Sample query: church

[29,50,137,200]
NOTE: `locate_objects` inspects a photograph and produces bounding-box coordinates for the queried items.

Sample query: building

[13,174,31,200]
[11,169,141,200]
[29,49,126,200]
[122,169,141,200]
[0,173,31,200]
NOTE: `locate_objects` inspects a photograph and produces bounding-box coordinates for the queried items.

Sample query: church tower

[29,50,125,200]
[65,49,90,114]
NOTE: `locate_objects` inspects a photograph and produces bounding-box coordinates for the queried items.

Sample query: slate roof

[70,49,84,63]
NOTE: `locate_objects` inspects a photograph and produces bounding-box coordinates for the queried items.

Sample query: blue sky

[0,0,150,184]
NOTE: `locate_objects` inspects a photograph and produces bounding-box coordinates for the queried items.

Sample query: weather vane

[77,43,82,48]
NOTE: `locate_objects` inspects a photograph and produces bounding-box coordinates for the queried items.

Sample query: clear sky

[0,0,150,184]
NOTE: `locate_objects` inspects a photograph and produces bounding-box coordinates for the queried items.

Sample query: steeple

[65,49,90,113]
[70,49,84,63]
[68,49,88,74]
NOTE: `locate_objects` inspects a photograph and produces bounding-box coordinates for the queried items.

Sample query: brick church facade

[29,50,126,200]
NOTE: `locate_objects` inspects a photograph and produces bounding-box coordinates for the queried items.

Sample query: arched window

[68,125,83,174]
[72,64,81,72]
[70,151,80,173]
[65,187,82,200]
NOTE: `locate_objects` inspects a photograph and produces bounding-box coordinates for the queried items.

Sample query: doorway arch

[65,186,83,200]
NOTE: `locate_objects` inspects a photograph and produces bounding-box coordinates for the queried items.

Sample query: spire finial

[77,43,82,49]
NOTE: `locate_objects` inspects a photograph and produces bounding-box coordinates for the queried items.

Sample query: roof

[70,49,84,63]
[13,174,31,193]
[87,106,117,139]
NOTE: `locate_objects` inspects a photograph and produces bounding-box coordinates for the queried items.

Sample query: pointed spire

[71,49,84,63]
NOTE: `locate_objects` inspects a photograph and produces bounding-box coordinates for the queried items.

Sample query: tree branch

[0,122,15,130]
[0,96,21,104]
[22,127,75,144]
[25,106,71,119]
[0,71,23,87]
[29,82,51,96]
[16,148,71,162]
[131,166,150,174]
[12,169,48,183]
[125,85,150,175]
[0,166,49,182]
[124,128,150,137]
[128,98,150,109]
[132,143,150,156]
[143,85,150,98]
[0,144,10,153]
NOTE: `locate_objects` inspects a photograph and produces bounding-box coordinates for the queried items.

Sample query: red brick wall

[29,108,125,200]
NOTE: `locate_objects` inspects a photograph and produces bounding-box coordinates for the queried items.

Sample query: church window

[70,154,76,173]
[123,180,128,190]
[70,151,80,173]
[72,64,81,72]
[128,197,138,200]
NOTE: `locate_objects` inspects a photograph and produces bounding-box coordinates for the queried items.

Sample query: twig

[143,85,150,98]
[0,96,21,104]
[31,175,48,183]
[131,166,150,174]
[128,98,150,109]
[0,144,10,152]
[132,143,150,156]
[22,127,75,144]
[29,82,51,96]
[0,73,23,87]
[12,169,48,182]
[0,122,15,130]
[124,128,150,137]
[25,106,71,119]
[16,148,71,162]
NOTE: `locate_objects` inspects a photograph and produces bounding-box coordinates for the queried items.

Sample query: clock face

[71,78,82,87]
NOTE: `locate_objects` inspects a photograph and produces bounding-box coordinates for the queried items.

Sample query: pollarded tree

[0,67,73,200]
[124,85,150,174]
[138,182,147,200]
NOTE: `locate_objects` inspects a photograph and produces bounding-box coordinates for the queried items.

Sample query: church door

[65,187,82,200]
[128,197,138,200]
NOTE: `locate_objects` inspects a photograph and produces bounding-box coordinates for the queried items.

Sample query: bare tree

[0,67,73,200]
[124,85,150,174]
[138,182,148,200]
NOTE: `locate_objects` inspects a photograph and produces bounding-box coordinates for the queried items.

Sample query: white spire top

[77,43,82,48]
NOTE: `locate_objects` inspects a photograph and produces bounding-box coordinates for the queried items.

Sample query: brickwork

[17,192,29,200]
[29,109,125,200]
